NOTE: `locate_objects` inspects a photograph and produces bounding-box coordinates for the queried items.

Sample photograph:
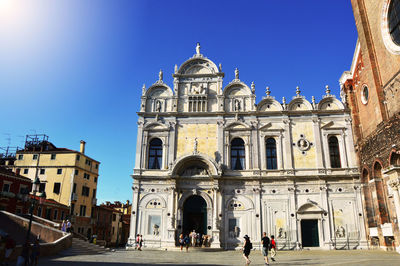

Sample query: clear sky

[0,0,358,204]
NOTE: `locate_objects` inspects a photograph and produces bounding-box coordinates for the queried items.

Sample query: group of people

[178,230,210,252]
[242,232,276,266]
[0,234,40,266]
[60,220,72,233]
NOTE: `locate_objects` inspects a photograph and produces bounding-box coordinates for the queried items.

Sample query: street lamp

[25,176,46,242]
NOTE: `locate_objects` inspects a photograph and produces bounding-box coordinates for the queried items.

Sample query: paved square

[41,249,400,265]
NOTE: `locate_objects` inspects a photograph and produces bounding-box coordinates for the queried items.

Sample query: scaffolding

[24,134,49,151]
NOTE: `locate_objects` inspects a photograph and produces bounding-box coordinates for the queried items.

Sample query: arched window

[148,138,162,169]
[328,136,341,168]
[266,138,277,170]
[231,138,245,170]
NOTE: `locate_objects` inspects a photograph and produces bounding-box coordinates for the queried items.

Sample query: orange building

[340,0,400,252]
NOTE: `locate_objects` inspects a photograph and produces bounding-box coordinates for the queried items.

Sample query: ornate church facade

[128,44,367,250]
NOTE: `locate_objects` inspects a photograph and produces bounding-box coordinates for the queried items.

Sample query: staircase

[58,237,110,256]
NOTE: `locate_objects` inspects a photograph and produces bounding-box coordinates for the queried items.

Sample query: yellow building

[12,135,100,237]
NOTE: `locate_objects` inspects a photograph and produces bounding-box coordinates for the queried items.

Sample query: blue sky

[0,0,358,203]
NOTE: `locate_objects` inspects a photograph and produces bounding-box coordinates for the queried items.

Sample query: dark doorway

[301,219,319,247]
[183,195,207,235]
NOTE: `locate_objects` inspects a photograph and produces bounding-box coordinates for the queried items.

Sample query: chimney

[80,140,86,154]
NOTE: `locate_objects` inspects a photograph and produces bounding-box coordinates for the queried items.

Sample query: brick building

[0,166,32,214]
[340,0,400,252]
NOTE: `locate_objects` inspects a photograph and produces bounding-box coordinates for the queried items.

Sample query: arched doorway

[183,195,207,235]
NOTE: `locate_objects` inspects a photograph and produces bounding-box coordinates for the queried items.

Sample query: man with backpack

[261,232,270,265]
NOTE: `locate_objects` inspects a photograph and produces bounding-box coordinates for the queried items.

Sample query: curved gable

[177,57,219,75]
[288,98,313,111]
[257,98,283,112]
[317,97,345,110]
[146,83,173,98]
[223,81,252,97]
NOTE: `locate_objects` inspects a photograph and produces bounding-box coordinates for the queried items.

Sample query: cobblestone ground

[41,249,400,266]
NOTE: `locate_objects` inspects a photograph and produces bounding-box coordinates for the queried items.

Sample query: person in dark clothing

[30,239,40,266]
[184,235,190,252]
[261,232,270,265]
[242,235,252,266]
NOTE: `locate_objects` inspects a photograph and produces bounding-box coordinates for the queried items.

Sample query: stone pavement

[40,249,400,266]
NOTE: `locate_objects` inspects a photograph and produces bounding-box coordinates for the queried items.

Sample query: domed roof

[176,43,220,75]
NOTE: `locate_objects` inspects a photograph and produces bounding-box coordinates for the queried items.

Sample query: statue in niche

[234,99,241,111]
[153,223,160,236]
[278,227,286,238]
[335,226,345,238]
[155,100,162,112]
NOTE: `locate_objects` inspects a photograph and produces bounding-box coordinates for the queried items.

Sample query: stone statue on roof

[196,42,201,55]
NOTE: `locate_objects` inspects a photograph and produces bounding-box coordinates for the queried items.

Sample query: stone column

[283,119,293,170]
[353,185,368,249]
[312,116,325,168]
[320,184,332,248]
[389,179,400,232]
[134,121,144,169]
[141,130,149,169]
[168,121,176,168]
[288,186,298,249]
[128,181,141,248]
[211,185,221,248]
[251,121,259,170]
[165,184,177,247]
[339,130,349,168]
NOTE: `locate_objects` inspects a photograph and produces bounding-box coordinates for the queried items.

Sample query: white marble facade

[129,44,367,250]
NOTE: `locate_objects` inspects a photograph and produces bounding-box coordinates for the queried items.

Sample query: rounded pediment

[170,153,220,177]
[257,97,283,112]
[287,97,313,111]
[146,83,173,98]
[317,96,344,110]
[223,81,252,97]
[177,57,219,75]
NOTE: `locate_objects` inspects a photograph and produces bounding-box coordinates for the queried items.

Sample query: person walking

[30,239,40,266]
[261,232,270,265]
[242,235,252,266]
[66,220,72,233]
[179,234,184,251]
[184,234,190,252]
[270,235,276,261]
[139,235,143,251]
[61,220,66,232]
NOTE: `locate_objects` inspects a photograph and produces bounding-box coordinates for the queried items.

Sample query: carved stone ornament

[295,135,313,153]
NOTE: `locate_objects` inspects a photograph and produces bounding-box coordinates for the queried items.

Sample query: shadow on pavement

[42,262,224,266]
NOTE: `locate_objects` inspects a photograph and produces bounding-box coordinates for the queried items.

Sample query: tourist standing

[190,230,196,247]
[184,234,190,252]
[270,235,276,261]
[66,220,72,233]
[179,234,184,251]
[61,220,66,232]
[242,235,252,266]
[261,232,270,265]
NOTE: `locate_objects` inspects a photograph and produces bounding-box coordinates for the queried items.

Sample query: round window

[382,0,400,54]
[389,0,400,45]
[361,85,369,104]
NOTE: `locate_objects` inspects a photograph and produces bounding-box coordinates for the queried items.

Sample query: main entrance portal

[301,219,319,247]
[183,195,207,235]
